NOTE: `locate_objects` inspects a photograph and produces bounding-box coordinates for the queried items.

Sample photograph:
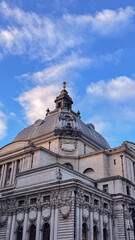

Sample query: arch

[103,228,108,240]
[83,168,94,174]
[63,163,73,170]
[29,224,36,240]
[82,223,87,240]
[16,226,23,240]
[93,225,98,240]
[42,223,50,240]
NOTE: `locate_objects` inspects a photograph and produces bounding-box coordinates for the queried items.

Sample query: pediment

[0,141,30,157]
[125,142,135,153]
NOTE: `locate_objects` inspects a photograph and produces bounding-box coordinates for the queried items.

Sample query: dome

[14,85,110,150]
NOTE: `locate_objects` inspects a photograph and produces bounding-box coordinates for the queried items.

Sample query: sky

[0,0,135,148]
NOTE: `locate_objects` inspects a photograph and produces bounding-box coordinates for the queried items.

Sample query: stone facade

[0,87,135,240]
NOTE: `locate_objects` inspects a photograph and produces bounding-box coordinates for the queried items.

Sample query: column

[6,214,12,240]
[99,213,103,240]
[90,210,93,240]
[12,161,17,185]
[36,208,41,240]
[20,159,23,172]
[2,164,7,187]
[54,206,58,240]
[28,155,32,170]
[10,162,14,185]
[50,207,55,240]
[10,212,16,240]
[109,215,113,240]
[0,165,4,187]
[79,207,82,240]
[76,206,80,240]
[22,210,28,240]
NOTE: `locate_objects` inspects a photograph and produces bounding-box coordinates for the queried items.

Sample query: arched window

[83,168,94,174]
[16,226,23,240]
[63,163,73,170]
[93,225,98,240]
[103,228,108,240]
[29,224,36,240]
[82,223,87,240]
[42,223,50,240]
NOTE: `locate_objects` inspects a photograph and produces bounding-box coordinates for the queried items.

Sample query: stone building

[0,83,135,240]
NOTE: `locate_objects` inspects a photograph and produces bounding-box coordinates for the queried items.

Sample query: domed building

[0,83,135,240]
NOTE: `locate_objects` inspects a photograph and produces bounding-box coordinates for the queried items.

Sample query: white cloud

[0,2,134,60]
[0,1,83,60]
[64,6,135,35]
[18,54,92,84]
[99,49,124,65]
[87,76,135,101]
[17,85,60,124]
[0,110,7,140]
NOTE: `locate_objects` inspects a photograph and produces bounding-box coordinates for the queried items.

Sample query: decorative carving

[94,211,99,221]
[56,168,62,180]
[60,140,77,152]
[103,214,108,224]
[55,128,81,137]
[17,210,24,223]
[60,205,71,218]
[42,207,51,220]
[29,207,37,222]
[83,208,89,219]
[60,191,72,200]
[0,214,7,226]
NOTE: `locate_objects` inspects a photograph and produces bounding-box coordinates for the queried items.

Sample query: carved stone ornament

[94,211,99,221]
[103,214,108,224]
[60,205,71,218]
[42,207,51,220]
[0,214,7,226]
[29,207,37,222]
[17,210,24,223]
[56,168,62,180]
[60,140,77,152]
[83,208,89,219]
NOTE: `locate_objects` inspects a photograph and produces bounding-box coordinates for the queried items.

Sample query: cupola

[54,82,73,109]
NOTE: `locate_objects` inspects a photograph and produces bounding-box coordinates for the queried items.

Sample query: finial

[77,111,81,119]
[46,108,50,116]
[63,81,66,89]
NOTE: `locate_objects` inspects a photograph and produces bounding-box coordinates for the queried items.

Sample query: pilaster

[10,212,16,240]
[6,214,12,240]
[22,209,29,240]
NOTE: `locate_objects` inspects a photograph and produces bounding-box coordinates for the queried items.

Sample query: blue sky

[0,0,135,148]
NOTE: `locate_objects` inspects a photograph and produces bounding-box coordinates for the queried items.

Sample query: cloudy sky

[0,0,135,148]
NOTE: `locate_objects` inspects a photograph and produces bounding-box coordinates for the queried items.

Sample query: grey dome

[13,109,110,150]
[14,88,110,150]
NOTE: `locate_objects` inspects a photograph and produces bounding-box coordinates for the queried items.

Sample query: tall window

[103,228,108,240]
[103,184,108,193]
[29,224,36,240]
[0,165,2,181]
[93,226,98,240]
[42,223,50,240]
[5,163,12,185]
[82,223,87,240]
[16,160,21,175]
[16,226,23,240]
[126,185,130,196]
[84,144,86,154]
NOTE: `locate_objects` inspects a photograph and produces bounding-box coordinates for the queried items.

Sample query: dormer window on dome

[54,82,73,110]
